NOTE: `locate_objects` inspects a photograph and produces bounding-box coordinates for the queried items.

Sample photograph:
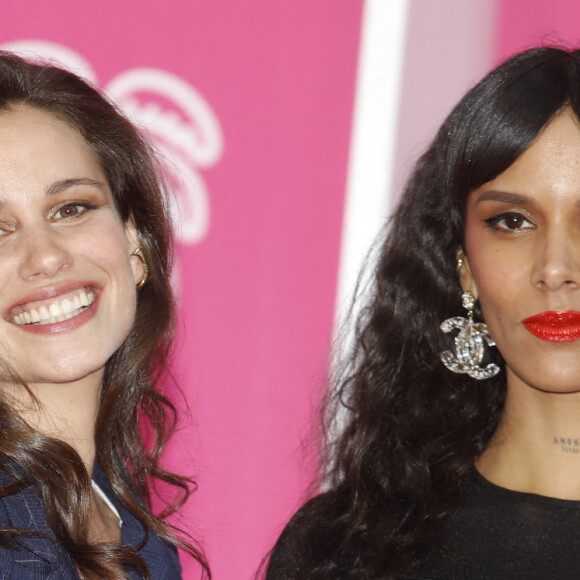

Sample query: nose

[17,226,73,281]
[532,229,580,291]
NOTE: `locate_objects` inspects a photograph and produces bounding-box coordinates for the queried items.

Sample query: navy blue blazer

[0,460,182,579]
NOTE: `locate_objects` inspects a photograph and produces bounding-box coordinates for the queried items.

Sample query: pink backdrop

[0,1,362,578]
[2,1,580,578]
[496,0,580,62]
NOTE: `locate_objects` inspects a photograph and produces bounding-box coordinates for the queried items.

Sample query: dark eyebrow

[474,190,536,207]
[45,177,106,196]
[0,178,107,210]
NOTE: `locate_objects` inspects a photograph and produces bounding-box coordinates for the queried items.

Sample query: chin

[15,352,110,386]
[28,368,105,386]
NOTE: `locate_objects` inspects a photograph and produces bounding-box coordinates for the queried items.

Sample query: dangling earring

[131,247,149,289]
[439,291,500,380]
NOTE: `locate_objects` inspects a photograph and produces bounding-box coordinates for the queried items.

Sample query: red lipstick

[522,311,580,342]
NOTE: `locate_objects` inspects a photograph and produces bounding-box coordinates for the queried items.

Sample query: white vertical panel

[335,0,498,328]
[392,0,498,201]
[334,0,410,325]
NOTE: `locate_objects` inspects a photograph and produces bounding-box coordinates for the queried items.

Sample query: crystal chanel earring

[439,291,500,380]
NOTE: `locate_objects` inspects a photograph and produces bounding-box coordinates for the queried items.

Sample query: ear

[124,217,144,286]
[456,248,479,301]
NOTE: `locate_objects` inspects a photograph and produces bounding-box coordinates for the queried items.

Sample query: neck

[477,370,580,500]
[6,371,102,475]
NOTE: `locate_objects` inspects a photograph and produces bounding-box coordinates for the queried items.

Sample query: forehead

[472,110,580,200]
[0,105,88,150]
[0,106,104,195]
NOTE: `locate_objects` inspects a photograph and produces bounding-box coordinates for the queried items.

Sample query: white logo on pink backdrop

[0,39,223,247]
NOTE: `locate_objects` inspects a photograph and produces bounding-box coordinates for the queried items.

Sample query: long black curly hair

[266,46,580,579]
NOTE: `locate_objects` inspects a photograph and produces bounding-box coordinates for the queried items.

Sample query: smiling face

[0,106,142,386]
[462,109,580,394]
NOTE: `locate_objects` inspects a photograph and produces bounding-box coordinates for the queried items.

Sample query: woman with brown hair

[267,46,580,579]
[0,52,208,578]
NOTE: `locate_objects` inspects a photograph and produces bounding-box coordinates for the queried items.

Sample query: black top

[268,470,580,579]
[408,470,580,579]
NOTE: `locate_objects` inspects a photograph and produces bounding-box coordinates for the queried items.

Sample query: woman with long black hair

[267,46,580,579]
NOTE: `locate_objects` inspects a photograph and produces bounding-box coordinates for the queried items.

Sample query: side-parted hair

[266,47,580,579]
[0,52,209,578]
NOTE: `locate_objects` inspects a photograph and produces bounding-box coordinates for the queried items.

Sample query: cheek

[474,281,506,331]
[82,223,132,271]
[470,262,532,365]
[471,266,516,324]
[466,236,530,318]
[465,259,525,356]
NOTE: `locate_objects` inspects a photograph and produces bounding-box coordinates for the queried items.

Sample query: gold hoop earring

[131,247,149,289]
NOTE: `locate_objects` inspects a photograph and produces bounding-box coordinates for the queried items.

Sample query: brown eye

[484,212,534,232]
[59,205,80,218]
[53,203,92,220]
[503,213,525,229]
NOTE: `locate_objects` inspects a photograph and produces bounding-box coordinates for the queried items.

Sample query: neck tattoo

[555,436,580,454]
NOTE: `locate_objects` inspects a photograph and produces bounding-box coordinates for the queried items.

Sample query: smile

[10,287,95,326]
[522,311,580,342]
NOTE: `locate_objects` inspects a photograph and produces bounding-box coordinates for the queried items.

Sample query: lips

[6,282,100,334]
[11,287,95,326]
[522,311,580,342]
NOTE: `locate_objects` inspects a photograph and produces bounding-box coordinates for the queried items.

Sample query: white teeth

[49,303,62,318]
[11,288,96,326]
[79,292,89,307]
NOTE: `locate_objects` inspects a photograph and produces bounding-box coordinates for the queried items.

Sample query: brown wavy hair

[0,52,209,578]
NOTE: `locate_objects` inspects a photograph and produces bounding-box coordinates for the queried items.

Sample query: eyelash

[52,202,97,220]
[484,212,534,232]
[0,202,99,238]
